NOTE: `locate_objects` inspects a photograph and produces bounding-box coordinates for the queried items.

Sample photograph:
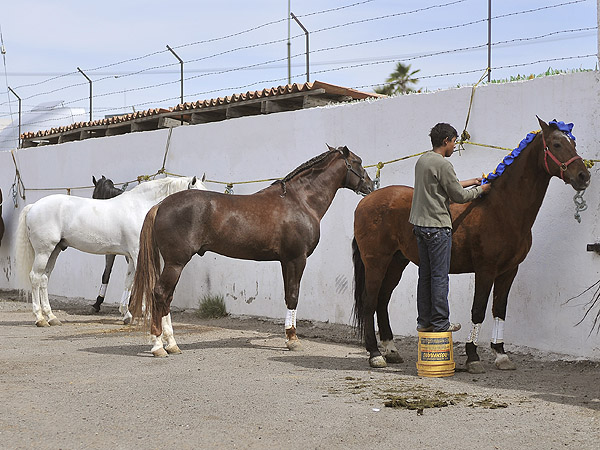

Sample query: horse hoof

[48,318,62,326]
[152,347,168,357]
[286,339,303,351]
[495,354,517,370]
[165,344,182,355]
[91,303,101,313]
[466,361,486,374]
[35,319,50,327]
[384,352,404,364]
[122,312,132,325]
[369,355,387,368]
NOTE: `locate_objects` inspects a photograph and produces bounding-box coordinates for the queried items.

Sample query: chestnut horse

[353,118,590,372]
[130,146,373,357]
[90,175,127,313]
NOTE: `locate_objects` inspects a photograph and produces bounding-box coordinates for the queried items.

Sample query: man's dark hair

[429,123,458,148]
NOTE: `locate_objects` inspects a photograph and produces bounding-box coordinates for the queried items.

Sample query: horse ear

[342,146,350,157]
[326,143,335,151]
[192,176,197,185]
[92,176,97,186]
[201,173,206,182]
[537,115,549,132]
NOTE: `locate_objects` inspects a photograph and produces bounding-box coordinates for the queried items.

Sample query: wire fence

[0,0,597,148]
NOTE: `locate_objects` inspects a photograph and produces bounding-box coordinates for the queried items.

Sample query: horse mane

[126,176,192,199]
[274,149,337,185]
[483,120,575,184]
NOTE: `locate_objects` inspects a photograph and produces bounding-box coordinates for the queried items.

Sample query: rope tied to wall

[458,68,490,153]
[10,149,25,208]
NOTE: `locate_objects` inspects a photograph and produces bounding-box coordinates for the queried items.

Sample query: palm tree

[374,62,420,95]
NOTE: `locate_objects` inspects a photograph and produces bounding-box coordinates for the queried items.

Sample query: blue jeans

[414,226,452,331]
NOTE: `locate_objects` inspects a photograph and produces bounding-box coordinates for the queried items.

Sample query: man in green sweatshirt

[409,123,492,333]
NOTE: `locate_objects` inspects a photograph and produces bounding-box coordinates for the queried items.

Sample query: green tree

[374,62,420,95]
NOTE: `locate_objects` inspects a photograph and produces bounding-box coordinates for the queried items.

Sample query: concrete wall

[1,71,599,359]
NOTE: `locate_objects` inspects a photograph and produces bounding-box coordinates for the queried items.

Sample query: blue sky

[0,0,597,121]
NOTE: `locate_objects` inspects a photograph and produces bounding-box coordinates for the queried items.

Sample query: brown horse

[352,118,590,372]
[130,146,374,356]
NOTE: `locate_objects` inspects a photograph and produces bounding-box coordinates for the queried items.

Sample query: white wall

[1,71,599,359]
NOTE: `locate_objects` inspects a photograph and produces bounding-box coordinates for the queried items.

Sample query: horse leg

[376,253,409,364]
[29,251,54,327]
[281,257,307,351]
[150,263,185,357]
[361,254,394,368]
[466,272,495,374]
[40,246,63,326]
[120,256,134,324]
[92,254,116,312]
[490,267,518,371]
[162,312,182,355]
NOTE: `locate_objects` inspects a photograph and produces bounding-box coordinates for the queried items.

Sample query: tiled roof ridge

[22,80,378,139]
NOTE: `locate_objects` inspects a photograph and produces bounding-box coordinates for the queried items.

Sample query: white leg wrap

[285,309,297,330]
[491,317,505,344]
[467,322,482,345]
[98,283,108,298]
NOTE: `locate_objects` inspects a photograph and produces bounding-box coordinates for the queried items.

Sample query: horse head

[92,175,122,200]
[327,144,374,196]
[537,117,590,191]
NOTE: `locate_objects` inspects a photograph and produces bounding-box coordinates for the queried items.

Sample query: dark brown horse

[352,118,590,372]
[90,175,127,313]
[130,146,374,356]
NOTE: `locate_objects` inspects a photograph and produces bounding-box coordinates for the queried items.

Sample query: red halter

[541,132,582,181]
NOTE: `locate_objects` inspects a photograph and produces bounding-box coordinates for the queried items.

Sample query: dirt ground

[1,290,599,450]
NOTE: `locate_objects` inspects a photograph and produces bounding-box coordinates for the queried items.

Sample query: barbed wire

[0,50,594,140]
[0,23,595,122]
[0,0,595,126]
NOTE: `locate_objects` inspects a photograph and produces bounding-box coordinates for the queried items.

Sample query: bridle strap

[339,149,367,193]
[541,133,582,180]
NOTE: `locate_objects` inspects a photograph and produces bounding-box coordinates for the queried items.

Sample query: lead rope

[573,190,587,223]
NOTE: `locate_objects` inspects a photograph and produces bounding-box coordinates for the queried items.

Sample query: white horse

[15,176,205,327]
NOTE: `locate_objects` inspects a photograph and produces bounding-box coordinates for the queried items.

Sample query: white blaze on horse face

[285,309,297,330]
[491,317,505,344]
[559,133,573,147]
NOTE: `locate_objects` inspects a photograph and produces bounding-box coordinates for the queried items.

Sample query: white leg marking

[119,289,130,315]
[162,314,177,348]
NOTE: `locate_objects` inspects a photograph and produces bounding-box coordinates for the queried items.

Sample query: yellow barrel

[416,331,455,377]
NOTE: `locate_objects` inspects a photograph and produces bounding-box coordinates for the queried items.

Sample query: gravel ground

[0,290,599,450]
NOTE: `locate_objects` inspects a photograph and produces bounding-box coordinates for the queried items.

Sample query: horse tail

[15,205,34,290]
[352,237,367,339]
[130,204,161,331]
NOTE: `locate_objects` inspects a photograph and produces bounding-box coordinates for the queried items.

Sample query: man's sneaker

[416,325,433,332]
[444,323,461,332]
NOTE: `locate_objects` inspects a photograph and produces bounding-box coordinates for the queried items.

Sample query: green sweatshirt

[409,151,483,228]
